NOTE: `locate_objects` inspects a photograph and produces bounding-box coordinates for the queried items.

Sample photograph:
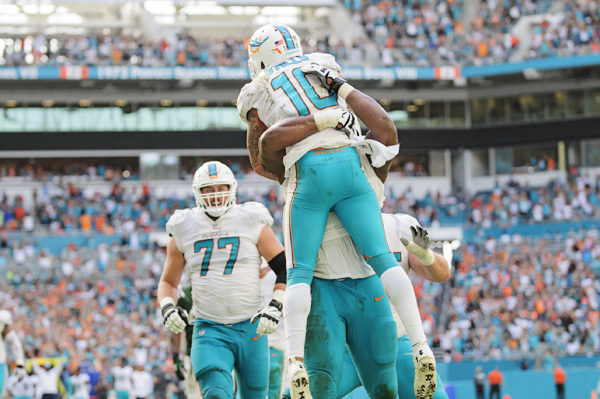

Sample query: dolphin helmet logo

[249,36,269,54]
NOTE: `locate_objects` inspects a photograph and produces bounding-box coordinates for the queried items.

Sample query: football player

[237,24,435,399]
[111,358,133,399]
[0,309,26,397]
[255,80,450,399]
[157,161,287,399]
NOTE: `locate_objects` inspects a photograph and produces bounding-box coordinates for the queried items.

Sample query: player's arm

[246,108,285,183]
[169,332,185,381]
[2,325,25,374]
[345,89,398,183]
[157,238,189,334]
[403,226,451,283]
[252,225,286,335]
[303,64,398,183]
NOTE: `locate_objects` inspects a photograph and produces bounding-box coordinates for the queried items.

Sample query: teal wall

[343,367,600,399]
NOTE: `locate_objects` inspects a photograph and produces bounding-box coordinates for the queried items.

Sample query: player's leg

[282,159,332,398]
[184,356,203,399]
[332,149,435,398]
[191,321,236,399]
[395,336,448,399]
[344,275,398,399]
[336,349,362,397]
[0,363,5,399]
[268,347,284,399]
[233,320,269,399]
[303,278,347,398]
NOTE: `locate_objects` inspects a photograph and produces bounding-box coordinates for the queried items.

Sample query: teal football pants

[191,319,269,399]
[305,276,398,398]
[285,146,397,286]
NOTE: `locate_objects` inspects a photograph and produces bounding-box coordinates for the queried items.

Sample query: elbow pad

[268,251,287,285]
[5,330,25,366]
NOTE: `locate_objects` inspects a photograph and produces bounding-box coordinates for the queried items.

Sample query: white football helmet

[248,24,303,79]
[0,309,12,327]
[192,161,237,218]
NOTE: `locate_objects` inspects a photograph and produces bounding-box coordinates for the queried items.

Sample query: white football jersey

[315,213,420,337]
[71,373,91,399]
[167,202,273,324]
[112,366,133,392]
[0,309,12,363]
[237,52,353,172]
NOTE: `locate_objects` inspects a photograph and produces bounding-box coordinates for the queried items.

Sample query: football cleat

[288,359,312,399]
[413,341,437,399]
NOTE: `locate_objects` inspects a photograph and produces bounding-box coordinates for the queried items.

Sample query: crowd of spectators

[0,0,598,69]
[438,228,600,361]
[0,240,182,399]
[526,0,600,59]
[468,173,600,227]
[1,166,599,235]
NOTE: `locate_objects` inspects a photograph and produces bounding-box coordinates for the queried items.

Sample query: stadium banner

[0,55,598,81]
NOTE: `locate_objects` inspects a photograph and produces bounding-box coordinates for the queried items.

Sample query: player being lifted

[251,67,447,399]
[1,309,26,397]
[238,24,435,398]
[157,161,287,399]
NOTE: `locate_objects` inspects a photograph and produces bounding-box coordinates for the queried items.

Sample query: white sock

[284,283,312,360]
[380,267,427,345]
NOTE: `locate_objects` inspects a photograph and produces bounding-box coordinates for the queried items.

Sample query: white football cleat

[288,359,312,399]
[413,341,437,399]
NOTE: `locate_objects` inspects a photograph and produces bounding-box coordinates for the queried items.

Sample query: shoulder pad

[166,209,191,235]
[241,201,273,227]
[0,309,13,326]
[307,52,342,73]
[237,75,268,123]
[393,213,421,234]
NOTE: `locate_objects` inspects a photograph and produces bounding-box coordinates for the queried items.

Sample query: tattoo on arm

[247,122,262,171]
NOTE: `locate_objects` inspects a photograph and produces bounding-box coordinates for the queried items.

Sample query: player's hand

[301,63,347,94]
[14,364,26,379]
[400,226,435,266]
[250,298,283,335]
[336,109,362,137]
[174,358,186,381]
[161,303,189,334]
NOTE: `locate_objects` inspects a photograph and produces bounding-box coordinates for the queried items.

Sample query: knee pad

[366,252,398,276]
[286,265,314,286]
[370,317,397,365]
[202,386,231,399]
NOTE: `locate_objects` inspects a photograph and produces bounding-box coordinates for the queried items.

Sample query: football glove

[301,63,347,94]
[336,109,362,137]
[251,290,284,335]
[173,355,185,381]
[160,299,189,334]
[400,226,435,266]
[313,108,362,138]
[13,364,26,379]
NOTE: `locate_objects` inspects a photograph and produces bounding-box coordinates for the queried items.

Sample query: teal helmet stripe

[274,25,295,50]
[208,163,217,177]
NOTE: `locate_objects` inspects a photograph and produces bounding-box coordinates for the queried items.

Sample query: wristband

[337,83,356,101]
[271,289,285,307]
[160,297,176,309]
[417,249,435,267]
[313,109,341,131]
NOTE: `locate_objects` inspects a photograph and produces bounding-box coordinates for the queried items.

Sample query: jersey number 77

[194,237,240,276]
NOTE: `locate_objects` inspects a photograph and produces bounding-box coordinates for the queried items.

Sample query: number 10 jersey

[237,52,355,172]
[166,202,274,324]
